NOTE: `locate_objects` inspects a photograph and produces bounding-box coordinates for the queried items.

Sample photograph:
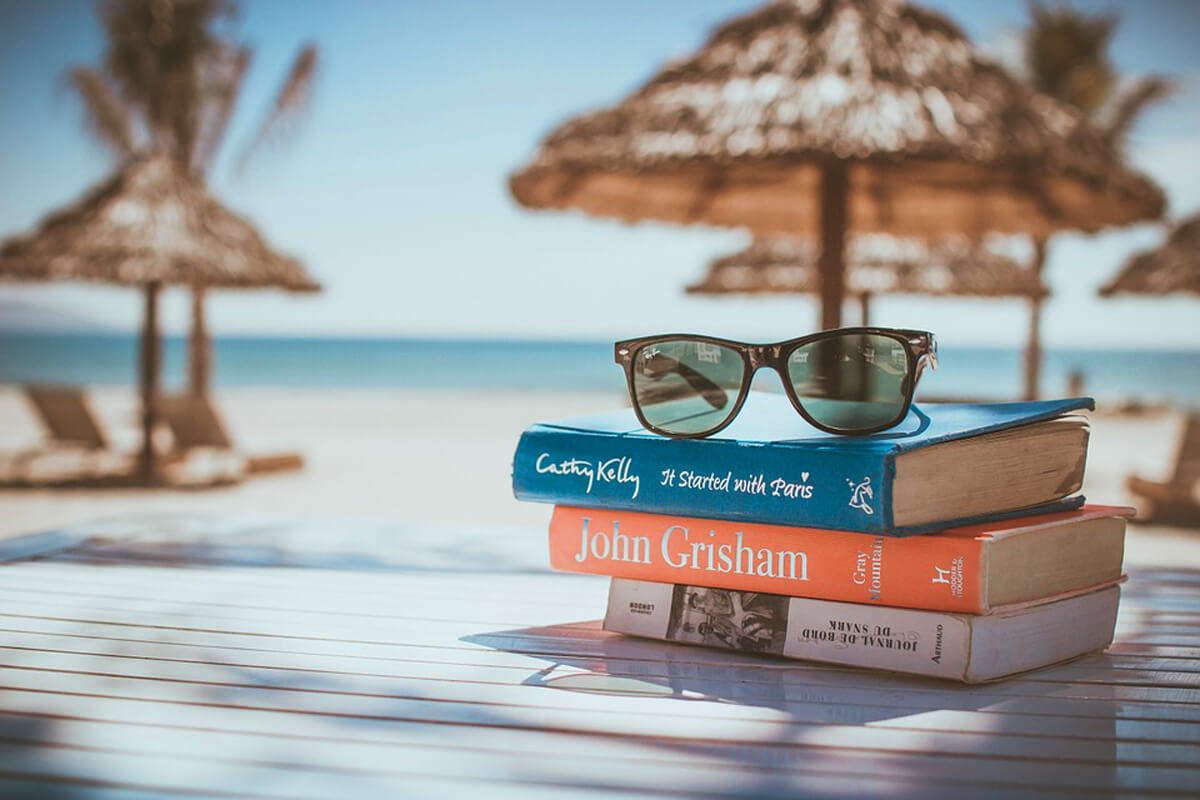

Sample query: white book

[604,578,1120,682]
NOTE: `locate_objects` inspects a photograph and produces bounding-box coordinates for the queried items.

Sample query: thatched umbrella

[510,0,1163,332]
[0,154,320,485]
[1100,214,1200,297]
[688,235,1047,324]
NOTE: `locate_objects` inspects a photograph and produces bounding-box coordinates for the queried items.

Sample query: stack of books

[512,392,1129,682]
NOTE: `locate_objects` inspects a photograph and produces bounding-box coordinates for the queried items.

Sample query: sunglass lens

[786,333,910,432]
[632,340,745,435]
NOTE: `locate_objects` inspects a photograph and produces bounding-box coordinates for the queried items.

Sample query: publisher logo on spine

[931,557,965,598]
[847,476,873,515]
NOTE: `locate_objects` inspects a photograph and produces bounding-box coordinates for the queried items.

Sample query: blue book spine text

[513,428,896,533]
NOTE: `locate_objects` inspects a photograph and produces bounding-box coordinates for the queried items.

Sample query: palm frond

[235,43,318,175]
[98,0,236,166]
[1024,1,1118,115]
[193,45,252,173]
[64,66,139,158]
[1103,76,1172,148]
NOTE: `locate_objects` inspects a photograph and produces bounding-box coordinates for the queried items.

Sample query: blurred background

[0,0,1197,550]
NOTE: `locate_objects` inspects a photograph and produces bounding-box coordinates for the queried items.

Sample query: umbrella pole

[188,285,211,396]
[859,292,871,326]
[1023,237,1048,401]
[818,161,848,330]
[138,281,162,486]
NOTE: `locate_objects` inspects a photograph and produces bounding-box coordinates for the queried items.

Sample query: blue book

[512,392,1093,536]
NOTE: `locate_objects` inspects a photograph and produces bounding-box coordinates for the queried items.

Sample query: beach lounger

[5,386,127,481]
[1127,412,1200,525]
[158,394,305,482]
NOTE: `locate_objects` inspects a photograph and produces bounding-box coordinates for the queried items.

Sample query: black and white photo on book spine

[666,585,789,654]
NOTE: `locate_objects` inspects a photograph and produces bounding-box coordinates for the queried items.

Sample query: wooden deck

[0,514,1197,799]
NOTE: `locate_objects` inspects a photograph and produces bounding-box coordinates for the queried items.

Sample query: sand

[0,386,1194,566]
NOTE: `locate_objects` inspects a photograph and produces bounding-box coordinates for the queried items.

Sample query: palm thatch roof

[510,0,1163,238]
[689,236,1048,297]
[0,154,319,292]
[1100,214,1200,296]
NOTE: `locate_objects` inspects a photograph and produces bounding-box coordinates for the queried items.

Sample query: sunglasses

[615,327,937,438]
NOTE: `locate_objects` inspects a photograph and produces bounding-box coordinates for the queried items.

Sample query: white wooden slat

[2,663,1198,769]
[1109,643,1200,659]
[1113,634,1200,647]
[1,625,1198,720]
[0,557,597,605]
[0,583,602,630]
[12,559,1198,629]
[1,574,1198,658]
[1,514,1198,799]
[0,567,604,613]
[0,775,277,800]
[2,640,1198,746]
[1,636,1199,744]
[18,554,1200,622]
[0,554,1176,614]
[25,613,1200,680]
[0,743,1124,800]
[1,704,1197,797]
[3,609,1199,707]
[0,614,1195,676]
[5,625,1199,730]
[0,568,1180,681]
[3,602,1200,703]
[0,741,742,800]
[0,582,1194,682]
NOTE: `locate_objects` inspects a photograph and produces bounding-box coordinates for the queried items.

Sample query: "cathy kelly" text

[535,453,641,499]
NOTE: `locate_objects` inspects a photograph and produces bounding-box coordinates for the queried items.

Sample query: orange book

[549,504,1131,613]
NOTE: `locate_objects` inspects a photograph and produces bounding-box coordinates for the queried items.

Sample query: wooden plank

[0,559,594,606]
[0,556,1188,618]
[4,625,1199,728]
[4,600,1200,702]
[2,663,1198,768]
[2,571,1199,644]
[1,704,1197,797]
[2,641,1198,745]
[0,515,1197,800]
[3,614,1196,677]
[22,556,1200,626]
[1110,644,1200,659]
[3,597,1200,702]
[1,636,1199,743]
[0,741,741,800]
[0,745,1142,800]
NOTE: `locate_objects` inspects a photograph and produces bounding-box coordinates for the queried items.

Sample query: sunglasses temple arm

[914,353,937,384]
[908,403,933,436]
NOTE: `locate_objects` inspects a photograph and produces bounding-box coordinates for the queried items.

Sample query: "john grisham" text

[573,517,809,581]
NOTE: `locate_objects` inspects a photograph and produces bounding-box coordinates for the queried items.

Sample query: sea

[1,332,1198,408]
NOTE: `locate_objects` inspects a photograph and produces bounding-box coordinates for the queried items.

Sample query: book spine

[605,578,974,681]
[513,426,895,533]
[553,506,987,613]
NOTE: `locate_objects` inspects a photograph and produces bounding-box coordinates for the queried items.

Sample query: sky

[1,0,1199,348]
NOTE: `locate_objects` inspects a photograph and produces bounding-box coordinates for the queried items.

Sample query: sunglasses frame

[614,327,938,438]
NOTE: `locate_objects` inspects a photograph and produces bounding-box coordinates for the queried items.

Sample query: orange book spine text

[550,505,987,612]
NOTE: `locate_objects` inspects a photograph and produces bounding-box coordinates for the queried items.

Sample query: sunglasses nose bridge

[746,344,780,370]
